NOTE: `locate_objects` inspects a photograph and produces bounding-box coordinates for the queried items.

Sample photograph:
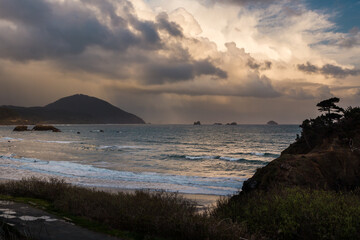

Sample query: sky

[0,0,359,124]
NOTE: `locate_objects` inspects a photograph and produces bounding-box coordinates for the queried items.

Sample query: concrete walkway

[0,200,122,240]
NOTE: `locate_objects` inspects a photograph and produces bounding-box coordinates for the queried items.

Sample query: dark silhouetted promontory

[242,98,360,193]
[0,94,145,124]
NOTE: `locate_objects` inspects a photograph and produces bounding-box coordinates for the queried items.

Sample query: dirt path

[0,200,122,240]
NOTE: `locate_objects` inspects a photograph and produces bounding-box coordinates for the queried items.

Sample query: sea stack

[194,121,201,125]
[267,120,278,125]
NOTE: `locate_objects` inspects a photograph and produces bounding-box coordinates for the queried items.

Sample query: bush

[213,187,360,240]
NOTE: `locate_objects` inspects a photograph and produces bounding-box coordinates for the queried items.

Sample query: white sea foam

[185,155,218,160]
[0,137,23,142]
[251,152,265,156]
[37,140,78,144]
[0,154,244,195]
[219,157,242,161]
[90,130,104,133]
[98,145,148,150]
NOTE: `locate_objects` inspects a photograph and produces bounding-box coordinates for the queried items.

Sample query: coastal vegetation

[0,178,246,240]
[287,97,360,154]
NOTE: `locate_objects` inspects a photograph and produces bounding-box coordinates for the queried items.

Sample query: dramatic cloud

[140,59,227,84]
[0,0,161,60]
[0,0,228,85]
[0,0,359,123]
[298,62,360,78]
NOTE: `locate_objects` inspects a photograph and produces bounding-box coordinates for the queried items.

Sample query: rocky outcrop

[194,121,201,125]
[13,125,28,131]
[226,122,237,125]
[242,134,360,192]
[32,125,61,132]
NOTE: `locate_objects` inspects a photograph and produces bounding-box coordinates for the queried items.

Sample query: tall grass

[0,221,27,240]
[0,178,247,240]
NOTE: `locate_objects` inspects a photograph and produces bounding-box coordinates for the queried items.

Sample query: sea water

[0,125,300,196]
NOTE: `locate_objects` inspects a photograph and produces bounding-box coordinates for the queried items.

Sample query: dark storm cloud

[156,12,183,37]
[109,74,280,98]
[247,59,272,70]
[247,59,261,70]
[80,0,129,27]
[264,61,272,70]
[297,62,360,78]
[143,59,227,84]
[0,0,162,61]
[0,0,50,24]
[0,0,229,83]
[200,0,277,6]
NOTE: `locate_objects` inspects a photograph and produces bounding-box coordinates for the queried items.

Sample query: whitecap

[219,157,242,161]
[98,145,148,151]
[37,140,77,144]
[251,152,265,156]
[185,155,219,160]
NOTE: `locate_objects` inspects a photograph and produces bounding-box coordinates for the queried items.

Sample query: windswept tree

[316,97,344,124]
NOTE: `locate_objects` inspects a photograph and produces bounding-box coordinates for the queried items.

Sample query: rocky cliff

[242,102,360,192]
[243,134,360,192]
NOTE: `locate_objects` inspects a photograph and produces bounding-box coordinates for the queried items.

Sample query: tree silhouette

[316,97,344,124]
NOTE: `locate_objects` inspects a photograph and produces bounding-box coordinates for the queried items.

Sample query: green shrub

[213,187,360,239]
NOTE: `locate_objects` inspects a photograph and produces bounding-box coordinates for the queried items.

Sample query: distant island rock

[193,121,201,125]
[0,94,145,125]
[226,122,237,125]
[267,120,278,125]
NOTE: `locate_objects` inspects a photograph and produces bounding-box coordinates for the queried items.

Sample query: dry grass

[0,177,248,240]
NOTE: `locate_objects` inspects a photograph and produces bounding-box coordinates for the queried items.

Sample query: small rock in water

[32,125,61,132]
[13,125,28,131]
[194,121,201,125]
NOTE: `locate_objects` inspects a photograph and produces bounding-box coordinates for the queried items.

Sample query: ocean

[0,125,300,196]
